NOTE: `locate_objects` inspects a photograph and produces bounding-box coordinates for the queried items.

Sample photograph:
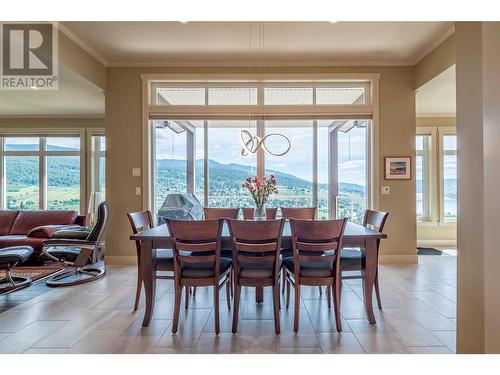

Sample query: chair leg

[184,286,190,310]
[281,268,286,294]
[172,282,182,333]
[134,251,142,311]
[272,285,281,335]
[193,286,197,297]
[230,269,234,298]
[333,282,342,332]
[286,278,291,309]
[375,271,382,310]
[293,284,300,332]
[214,283,220,334]
[232,284,241,333]
[326,284,331,309]
[225,280,231,310]
[318,286,323,296]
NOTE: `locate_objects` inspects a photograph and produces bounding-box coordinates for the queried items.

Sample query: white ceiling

[0,65,105,116]
[61,21,453,66]
[416,65,456,116]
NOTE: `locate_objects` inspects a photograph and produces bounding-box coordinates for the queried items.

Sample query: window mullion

[0,138,4,210]
[40,138,47,210]
[313,120,318,213]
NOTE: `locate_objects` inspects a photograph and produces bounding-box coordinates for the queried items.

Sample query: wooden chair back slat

[296,241,339,252]
[179,255,216,264]
[175,241,217,252]
[127,211,154,253]
[266,208,278,220]
[281,207,316,220]
[235,242,277,253]
[204,207,240,220]
[237,255,276,264]
[298,254,337,263]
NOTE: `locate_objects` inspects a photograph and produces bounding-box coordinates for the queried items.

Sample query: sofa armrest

[75,215,89,226]
[27,225,81,239]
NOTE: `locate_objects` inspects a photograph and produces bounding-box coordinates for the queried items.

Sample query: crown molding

[411,25,455,66]
[53,22,109,67]
[108,59,414,68]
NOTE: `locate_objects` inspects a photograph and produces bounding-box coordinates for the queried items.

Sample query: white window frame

[416,128,437,223]
[0,128,105,213]
[416,126,456,227]
[142,73,380,218]
[87,129,106,197]
[439,130,457,224]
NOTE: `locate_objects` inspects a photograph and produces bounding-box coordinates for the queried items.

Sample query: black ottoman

[0,246,34,292]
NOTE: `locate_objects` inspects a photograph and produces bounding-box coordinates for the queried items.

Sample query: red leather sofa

[0,210,87,262]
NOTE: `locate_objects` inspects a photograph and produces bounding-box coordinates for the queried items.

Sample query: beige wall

[455,21,500,354]
[414,34,455,89]
[105,66,417,264]
[416,117,456,246]
[59,31,107,91]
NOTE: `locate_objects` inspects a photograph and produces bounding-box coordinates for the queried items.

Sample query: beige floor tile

[407,346,454,354]
[278,334,320,348]
[23,348,68,354]
[0,320,66,354]
[236,335,279,354]
[67,333,159,354]
[279,347,323,354]
[429,330,456,352]
[317,332,365,354]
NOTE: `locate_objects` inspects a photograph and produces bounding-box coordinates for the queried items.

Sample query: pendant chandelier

[239,22,291,158]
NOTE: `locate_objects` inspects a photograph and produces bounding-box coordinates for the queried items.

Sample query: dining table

[130,221,387,327]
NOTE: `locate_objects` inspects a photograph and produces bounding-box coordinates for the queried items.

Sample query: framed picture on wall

[384,157,411,180]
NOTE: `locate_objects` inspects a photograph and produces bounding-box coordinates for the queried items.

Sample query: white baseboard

[105,256,137,265]
[417,240,457,248]
[379,254,418,264]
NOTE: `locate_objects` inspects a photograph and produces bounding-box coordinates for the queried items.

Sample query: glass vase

[254,204,266,220]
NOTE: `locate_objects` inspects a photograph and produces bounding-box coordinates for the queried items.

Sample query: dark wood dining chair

[341,209,389,309]
[204,207,240,220]
[279,207,317,294]
[166,218,232,334]
[228,219,285,334]
[284,218,347,332]
[280,207,317,220]
[127,210,174,311]
[241,207,278,220]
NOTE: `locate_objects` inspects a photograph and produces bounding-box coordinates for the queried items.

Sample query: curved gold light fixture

[240,130,291,157]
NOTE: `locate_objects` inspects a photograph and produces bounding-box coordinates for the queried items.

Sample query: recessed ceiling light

[179,21,189,24]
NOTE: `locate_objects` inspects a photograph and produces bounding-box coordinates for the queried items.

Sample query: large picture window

[147,77,376,221]
[1,131,105,213]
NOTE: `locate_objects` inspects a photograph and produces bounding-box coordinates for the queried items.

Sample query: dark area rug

[417,247,443,255]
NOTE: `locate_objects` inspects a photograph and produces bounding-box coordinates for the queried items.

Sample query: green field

[7,184,80,211]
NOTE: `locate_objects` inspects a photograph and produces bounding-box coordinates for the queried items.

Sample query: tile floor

[0,255,456,354]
